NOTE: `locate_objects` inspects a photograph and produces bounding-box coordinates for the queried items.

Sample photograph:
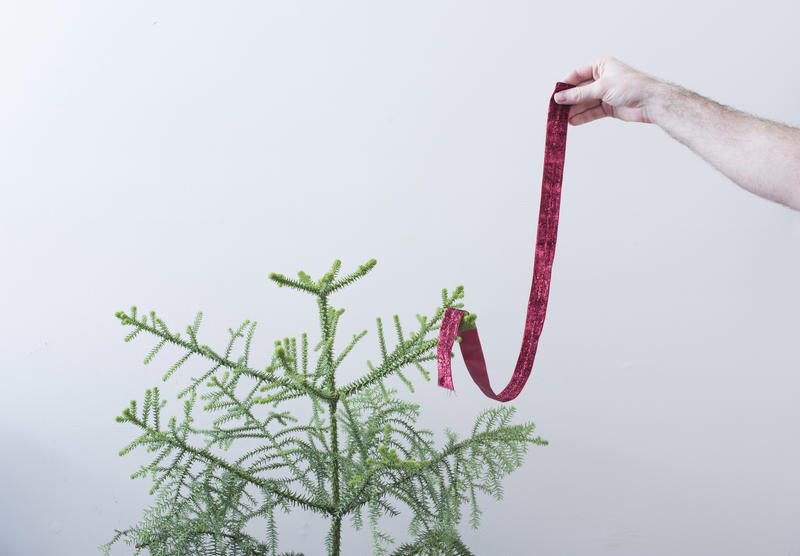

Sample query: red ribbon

[437,81,575,401]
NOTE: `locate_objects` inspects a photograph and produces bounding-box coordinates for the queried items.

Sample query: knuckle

[593,58,607,80]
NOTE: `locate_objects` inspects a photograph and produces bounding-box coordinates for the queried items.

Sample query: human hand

[554,56,667,126]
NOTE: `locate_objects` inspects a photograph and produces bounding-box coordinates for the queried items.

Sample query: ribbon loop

[436,81,575,402]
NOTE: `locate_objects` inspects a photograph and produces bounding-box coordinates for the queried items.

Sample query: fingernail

[554,92,566,103]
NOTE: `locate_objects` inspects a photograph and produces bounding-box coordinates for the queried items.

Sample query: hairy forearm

[647,82,800,211]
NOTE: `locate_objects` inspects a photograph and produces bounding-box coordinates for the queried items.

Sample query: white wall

[1,1,799,554]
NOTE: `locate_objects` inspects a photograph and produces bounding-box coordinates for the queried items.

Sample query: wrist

[643,81,678,127]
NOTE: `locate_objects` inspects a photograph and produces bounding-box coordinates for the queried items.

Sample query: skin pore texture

[553,56,800,211]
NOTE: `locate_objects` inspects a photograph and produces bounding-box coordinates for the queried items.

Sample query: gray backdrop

[1,1,799,555]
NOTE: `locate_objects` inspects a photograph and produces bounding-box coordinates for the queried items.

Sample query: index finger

[561,59,601,85]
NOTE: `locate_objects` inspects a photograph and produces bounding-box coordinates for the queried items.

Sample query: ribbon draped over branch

[437,81,575,402]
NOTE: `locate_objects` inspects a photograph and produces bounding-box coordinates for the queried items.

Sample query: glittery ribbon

[437,81,575,401]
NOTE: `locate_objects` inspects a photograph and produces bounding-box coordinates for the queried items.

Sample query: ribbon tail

[437,307,465,391]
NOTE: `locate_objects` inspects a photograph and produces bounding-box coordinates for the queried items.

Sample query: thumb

[555,80,604,104]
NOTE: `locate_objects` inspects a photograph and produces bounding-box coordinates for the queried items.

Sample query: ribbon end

[438,374,454,391]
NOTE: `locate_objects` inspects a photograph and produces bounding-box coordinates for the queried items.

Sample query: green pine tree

[101,259,547,556]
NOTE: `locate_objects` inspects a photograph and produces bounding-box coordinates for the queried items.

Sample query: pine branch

[339,407,544,517]
[336,337,438,398]
[115,308,336,402]
[117,406,335,515]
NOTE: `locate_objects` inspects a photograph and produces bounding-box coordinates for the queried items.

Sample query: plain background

[1,1,799,555]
